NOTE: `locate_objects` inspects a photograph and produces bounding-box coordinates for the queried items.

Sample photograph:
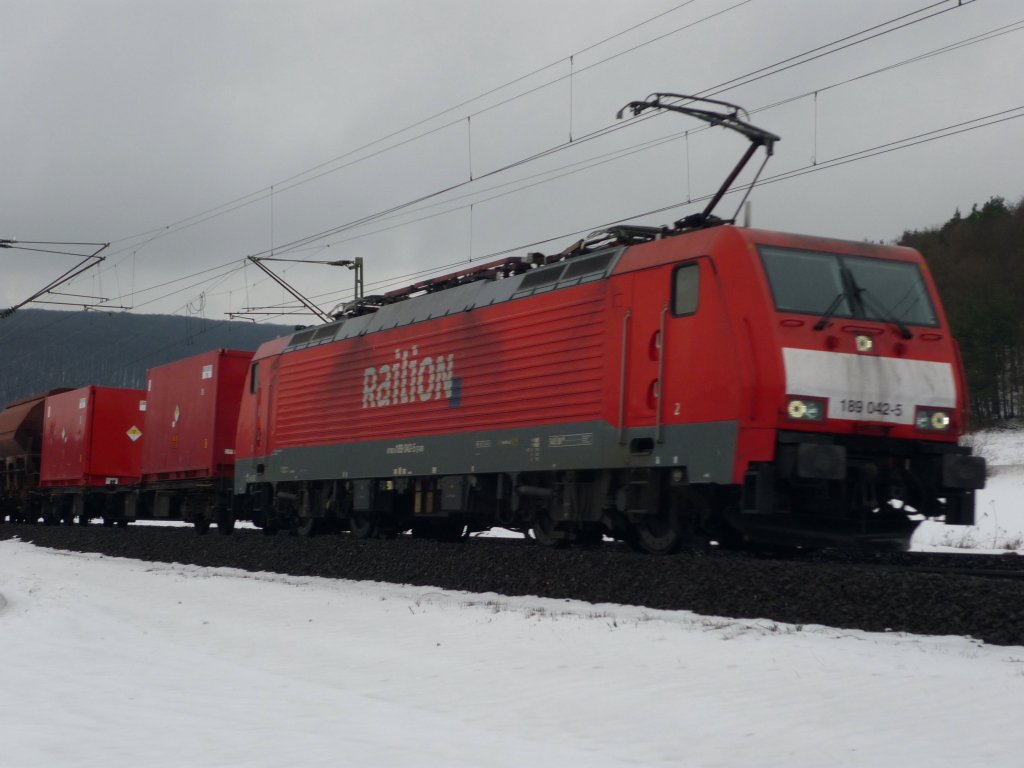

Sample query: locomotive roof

[276,224,927,356]
[281,245,626,354]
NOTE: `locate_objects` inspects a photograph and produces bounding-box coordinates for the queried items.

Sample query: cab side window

[672,263,700,316]
[250,362,260,394]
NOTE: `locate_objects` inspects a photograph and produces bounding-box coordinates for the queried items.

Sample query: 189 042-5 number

[837,399,903,417]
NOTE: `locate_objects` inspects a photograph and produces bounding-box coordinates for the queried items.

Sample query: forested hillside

[0,309,292,405]
[900,196,1024,427]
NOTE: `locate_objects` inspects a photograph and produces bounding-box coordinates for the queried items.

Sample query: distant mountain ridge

[0,309,294,405]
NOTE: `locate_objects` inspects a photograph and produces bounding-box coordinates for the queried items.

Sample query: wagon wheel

[193,518,211,535]
[348,510,376,539]
[293,517,317,537]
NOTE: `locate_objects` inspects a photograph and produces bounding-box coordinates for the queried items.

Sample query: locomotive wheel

[530,510,567,549]
[632,509,685,555]
[349,510,376,539]
[293,517,317,537]
[629,486,707,555]
[193,518,211,535]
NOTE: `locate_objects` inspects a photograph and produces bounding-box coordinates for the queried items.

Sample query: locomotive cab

[721,229,985,549]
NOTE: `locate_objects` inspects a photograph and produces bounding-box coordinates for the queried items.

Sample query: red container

[141,349,253,482]
[40,386,146,488]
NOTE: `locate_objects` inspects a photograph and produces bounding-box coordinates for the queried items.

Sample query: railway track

[3,522,1024,646]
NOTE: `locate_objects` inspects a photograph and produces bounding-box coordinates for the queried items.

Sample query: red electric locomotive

[232,93,984,553]
[234,224,983,551]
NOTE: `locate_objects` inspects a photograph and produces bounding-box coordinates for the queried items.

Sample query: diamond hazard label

[127,426,143,442]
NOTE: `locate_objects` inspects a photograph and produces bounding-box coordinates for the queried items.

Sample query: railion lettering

[362,346,455,408]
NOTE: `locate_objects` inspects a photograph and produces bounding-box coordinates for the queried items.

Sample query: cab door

[623,257,736,438]
[660,256,741,427]
[623,267,671,443]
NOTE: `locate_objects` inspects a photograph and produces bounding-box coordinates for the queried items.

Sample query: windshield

[759,246,938,327]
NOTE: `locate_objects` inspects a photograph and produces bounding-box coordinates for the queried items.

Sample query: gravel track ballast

[3,525,1023,646]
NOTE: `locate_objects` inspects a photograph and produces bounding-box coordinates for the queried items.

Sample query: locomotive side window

[672,263,700,316]
[250,362,260,394]
[759,246,938,327]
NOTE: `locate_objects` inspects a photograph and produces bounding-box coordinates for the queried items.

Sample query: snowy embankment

[914,429,1024,551]
[1,430,1023,767]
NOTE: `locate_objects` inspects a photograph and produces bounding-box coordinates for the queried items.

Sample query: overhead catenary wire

[46,0,921,317]
[94,0,730,263]
[39,0,999,328]
[186,0,975,264]
[268,97,1024,314]
[191,7,1019,316]
[76,0,781,298]
[112,89,1020,325]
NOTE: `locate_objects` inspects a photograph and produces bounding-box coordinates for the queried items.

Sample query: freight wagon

[138,349,252,532]
[39,385,146,525]
[0,389,70,522]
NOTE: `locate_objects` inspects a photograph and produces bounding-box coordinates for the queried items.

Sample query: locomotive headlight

[787,396,826,421]
[855,335,874,353]
[915,407,952,431]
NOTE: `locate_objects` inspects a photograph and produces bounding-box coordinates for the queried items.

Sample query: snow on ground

[1,541,1023,767]
[3,430,1024,767]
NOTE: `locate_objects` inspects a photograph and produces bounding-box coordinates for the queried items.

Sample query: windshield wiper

[813,292,848,331]
[856,288,914,339]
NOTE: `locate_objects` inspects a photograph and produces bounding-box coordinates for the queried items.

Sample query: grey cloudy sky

[3,0,1023,322]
